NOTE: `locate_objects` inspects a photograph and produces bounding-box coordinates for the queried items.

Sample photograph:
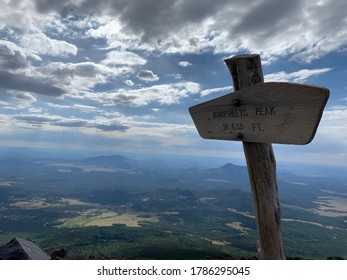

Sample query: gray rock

[0,238,51,260]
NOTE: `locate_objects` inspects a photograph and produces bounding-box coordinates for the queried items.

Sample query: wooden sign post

[189,54,329,259]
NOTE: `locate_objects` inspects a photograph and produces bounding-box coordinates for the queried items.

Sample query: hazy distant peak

[83,154,133,168]
[219,163,242,169]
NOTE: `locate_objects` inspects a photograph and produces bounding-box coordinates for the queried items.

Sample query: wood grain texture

[224,54,285,259]
[189,82,329,144]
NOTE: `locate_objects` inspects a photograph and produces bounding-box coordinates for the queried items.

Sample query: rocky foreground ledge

[0,238,66,260]
[0,237,344,260]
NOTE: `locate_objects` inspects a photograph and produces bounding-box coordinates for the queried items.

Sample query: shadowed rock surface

[0,238,50,260]
[45,247,67,260]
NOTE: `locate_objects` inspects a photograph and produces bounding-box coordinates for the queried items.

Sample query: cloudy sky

[1,0,347,167]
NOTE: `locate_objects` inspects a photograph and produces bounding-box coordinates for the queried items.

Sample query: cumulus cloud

[85,18,140,50]
[105,82,200,106]
[0,1,46,31]
[200,86,233,97]
[44,0,346,61]
[102,50,147,66]
[18,32,78,57]
[264,68,332,83]
[178,61,192,67]
[137,70,159,82]
[232,0,301,37]
[0,39,75,97]
[13,92,37,103]
[0,70,65,97]
[3,0,347,61]
[77,0,231,44]
[34,61,128,95]
[0,40,28,70]
[124,80,135,86]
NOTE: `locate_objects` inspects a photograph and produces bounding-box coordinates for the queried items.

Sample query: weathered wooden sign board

[190,82,329,144]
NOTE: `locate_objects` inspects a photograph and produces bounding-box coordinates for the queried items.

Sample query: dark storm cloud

[24,0,347,61]
[34,0,72,13]
[0,70,65,97]
[101,0,231,42]
[232,0,302,37]
[34,0,232,42]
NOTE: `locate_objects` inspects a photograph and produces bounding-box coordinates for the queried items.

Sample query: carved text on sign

[212,105,277,135]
